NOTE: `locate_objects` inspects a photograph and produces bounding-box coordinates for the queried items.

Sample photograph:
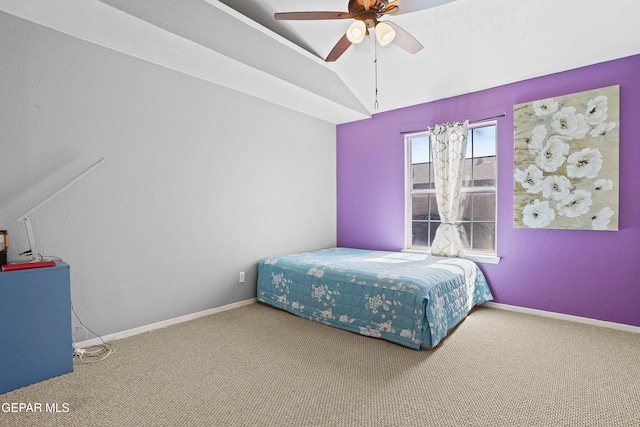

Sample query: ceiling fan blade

[274,11,351,20]
[325,33,353,62]
[385,21,423,54]
[381,4,399,15]
[392,0,457,15]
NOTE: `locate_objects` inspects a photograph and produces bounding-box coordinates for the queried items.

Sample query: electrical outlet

[239,272,245,283]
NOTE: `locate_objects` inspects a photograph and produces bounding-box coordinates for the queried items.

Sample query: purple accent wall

[337,54,640,327]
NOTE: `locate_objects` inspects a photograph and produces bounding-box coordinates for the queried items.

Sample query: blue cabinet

[0,262,73,394]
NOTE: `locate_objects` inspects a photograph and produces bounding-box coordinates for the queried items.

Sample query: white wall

[0,12,337,340]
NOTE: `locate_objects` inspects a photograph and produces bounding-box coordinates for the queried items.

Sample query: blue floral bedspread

[257,247,493,349]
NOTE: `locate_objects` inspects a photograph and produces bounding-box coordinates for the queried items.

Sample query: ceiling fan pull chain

[374,37,379,110]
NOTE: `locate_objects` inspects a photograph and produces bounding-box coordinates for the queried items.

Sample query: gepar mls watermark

[2,402,70,413]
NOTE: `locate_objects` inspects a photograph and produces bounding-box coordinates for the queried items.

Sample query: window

[406,123,497,256]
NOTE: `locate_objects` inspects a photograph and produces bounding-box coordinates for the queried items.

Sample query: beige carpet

[1,303,639,427]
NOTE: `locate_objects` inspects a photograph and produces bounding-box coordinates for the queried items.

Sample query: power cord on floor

[36,255,115,363]
[71,301,114,364]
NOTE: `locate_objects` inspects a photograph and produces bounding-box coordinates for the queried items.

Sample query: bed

[257,247,493,349]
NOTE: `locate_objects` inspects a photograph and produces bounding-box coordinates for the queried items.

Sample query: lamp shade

[346,20,366,44]
[375,22,396,46]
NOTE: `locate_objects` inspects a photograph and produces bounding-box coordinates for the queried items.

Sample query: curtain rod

[399,113,507,135]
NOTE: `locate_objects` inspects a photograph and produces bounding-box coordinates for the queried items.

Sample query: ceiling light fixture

[346,20,366,44]
[375,22,396,46]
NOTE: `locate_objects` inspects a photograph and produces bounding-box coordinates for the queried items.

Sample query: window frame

[404,121,500,264]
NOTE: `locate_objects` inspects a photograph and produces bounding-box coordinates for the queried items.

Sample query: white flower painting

[514,86,619,230]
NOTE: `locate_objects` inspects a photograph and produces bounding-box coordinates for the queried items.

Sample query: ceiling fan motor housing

[350,0,397,26]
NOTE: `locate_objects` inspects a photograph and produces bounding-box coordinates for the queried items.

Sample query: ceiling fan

[274,0,441,62]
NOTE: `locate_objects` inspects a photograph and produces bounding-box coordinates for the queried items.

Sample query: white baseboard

[75,299,638,349]
[483,302,640,334]
[75,298,256,348]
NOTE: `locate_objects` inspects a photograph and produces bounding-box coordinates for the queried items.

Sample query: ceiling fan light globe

[375,22,396,46]
[346,20,367,44]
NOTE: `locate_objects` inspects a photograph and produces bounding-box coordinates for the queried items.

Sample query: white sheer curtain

[429,120,469,257]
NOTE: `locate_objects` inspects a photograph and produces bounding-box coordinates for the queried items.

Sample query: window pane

[411,195,429,221]
[462,158,473,188]
[459,193,472,221]
[472,222,495,252]
[428,194,439,221]
[429,221,441,246]
[473,193,495,221]
[411,135,430,163]
[472,126,496,157]
[460,222,471,250]
[473,156,496,187]
[412,163,430,190]
[412,222,430,247]
[411,135,432,190]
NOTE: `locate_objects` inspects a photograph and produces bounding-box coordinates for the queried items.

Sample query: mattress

[257,247,493,349]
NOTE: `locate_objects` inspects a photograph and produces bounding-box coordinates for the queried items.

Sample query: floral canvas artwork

[513,85,619,230]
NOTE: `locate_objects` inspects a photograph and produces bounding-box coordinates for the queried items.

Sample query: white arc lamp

[15,158,106,262]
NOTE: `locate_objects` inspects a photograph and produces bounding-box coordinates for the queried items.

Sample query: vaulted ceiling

[2,0,639,124]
